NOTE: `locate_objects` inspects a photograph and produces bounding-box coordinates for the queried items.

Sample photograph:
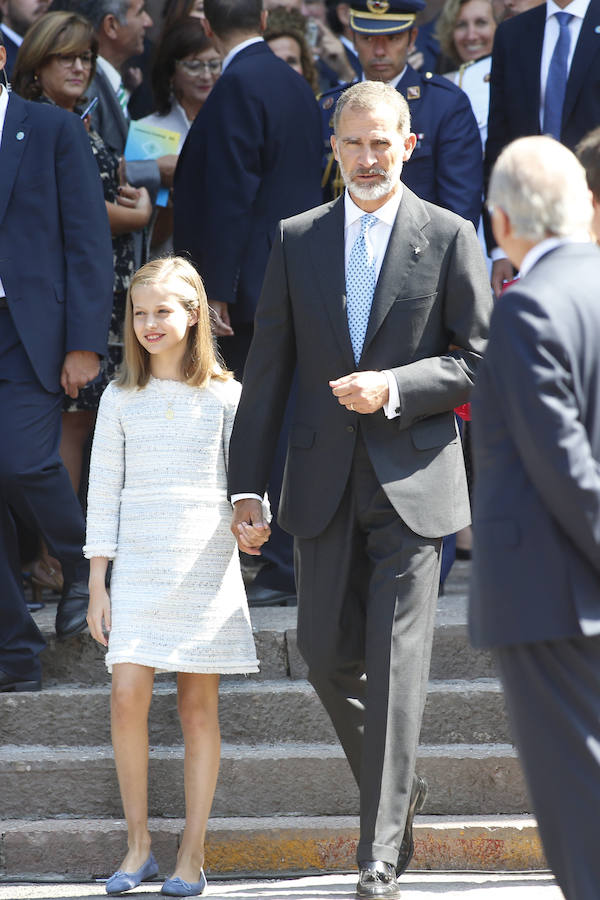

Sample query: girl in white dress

[85,257,268,898]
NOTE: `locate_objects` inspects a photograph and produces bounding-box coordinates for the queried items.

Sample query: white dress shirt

[0,85,10,298]
[539,0,591,129]
[221,36,264,73]
[96,55,130,110]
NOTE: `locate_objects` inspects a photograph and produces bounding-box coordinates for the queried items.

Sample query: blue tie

[543,12,574,140]
[346,214,378,364]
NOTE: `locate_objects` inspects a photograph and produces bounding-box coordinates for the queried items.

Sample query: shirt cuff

[231,493,263,505]
[382,370,401,419]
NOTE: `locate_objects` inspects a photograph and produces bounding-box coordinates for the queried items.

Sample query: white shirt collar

[96,55,123,93]
[546,0,590,21]
[361,65,407,89]
[519,232,592,277]
[0,23,23,46]
[0,85,10,148]
[344,186,403,228]
[221,36,263,73]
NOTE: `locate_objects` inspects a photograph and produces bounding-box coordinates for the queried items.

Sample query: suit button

[346,425,355,433]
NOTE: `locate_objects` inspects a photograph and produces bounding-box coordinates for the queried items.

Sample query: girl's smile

[131,282,198,378]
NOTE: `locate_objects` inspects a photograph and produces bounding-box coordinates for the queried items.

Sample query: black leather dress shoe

[356,861,402,898]
[55,580,89,639]
[0,669,41,692]
[396,774,428,876]
[245,583,297,607]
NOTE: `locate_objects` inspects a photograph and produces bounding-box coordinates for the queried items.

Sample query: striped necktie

[116,81,129,119]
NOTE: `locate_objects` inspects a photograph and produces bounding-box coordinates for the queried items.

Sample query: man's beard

[338,157,403,201]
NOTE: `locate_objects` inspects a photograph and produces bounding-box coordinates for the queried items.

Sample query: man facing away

[470,135,600,900]
[228,81,492,898]
[0,0,50,77]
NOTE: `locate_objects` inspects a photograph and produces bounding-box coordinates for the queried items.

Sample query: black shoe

[396,774,428,876]
[356,861,402,898]
[55,580,89,639]
[245,583,296,607]
[0,669,41,692]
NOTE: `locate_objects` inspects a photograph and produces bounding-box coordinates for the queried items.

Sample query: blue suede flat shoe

[105,852,159,895]
[161,870,207,896]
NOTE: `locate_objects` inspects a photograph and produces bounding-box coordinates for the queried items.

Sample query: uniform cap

[349,0,425,35]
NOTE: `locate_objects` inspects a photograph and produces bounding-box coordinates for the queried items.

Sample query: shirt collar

[361,65,407,88]
[546,0,590,21]
[96,55,123,93]
[344,186,403,229]
[519,232,592,277]
[0,23,23,46]
[221,36,263,73]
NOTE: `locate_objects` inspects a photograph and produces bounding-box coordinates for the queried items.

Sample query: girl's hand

[238,521,271,549]
[87,585,111,647]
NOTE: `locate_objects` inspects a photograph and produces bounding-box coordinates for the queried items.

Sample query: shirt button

[346,425,355,433]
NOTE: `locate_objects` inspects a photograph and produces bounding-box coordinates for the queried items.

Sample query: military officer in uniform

[319,0,483,227]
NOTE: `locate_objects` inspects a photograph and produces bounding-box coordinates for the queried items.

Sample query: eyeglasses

[176,59,221,75]
[53,52,95,69]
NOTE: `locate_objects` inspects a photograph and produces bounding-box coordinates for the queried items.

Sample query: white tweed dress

[84,376,259,674]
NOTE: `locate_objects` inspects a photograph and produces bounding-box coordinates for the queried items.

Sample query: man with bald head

[470,135,600,900]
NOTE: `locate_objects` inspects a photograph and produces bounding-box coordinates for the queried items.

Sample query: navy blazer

[320,65,483,227]
[173,41,323,326]
[0,93,113,392]
[485,0,600,174]
[470,243,600,649]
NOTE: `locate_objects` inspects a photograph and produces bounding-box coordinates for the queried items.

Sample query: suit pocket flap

[290,423,315,449]
[475,518,520,547]
[410,414,457,449]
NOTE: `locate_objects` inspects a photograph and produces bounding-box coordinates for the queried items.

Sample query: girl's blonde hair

[117,256,232,389]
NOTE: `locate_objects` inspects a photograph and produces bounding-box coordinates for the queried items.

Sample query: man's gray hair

[65,0,130,31]
[489,136,593,241]
[333,80,411,138]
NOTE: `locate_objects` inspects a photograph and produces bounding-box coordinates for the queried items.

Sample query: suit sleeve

[433,89,483,228]
[391,219,492,426]
[174,73,265,305]
[56,113,114,357]
[482,290,600,573]
[483,29,509,251]
[227,226,297,495]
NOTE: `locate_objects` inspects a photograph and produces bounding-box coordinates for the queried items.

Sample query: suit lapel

[360,189,430,360]
[0,93,29,227]
[97,67,128,144]
[309,198,355,368]
[563,0,600,125]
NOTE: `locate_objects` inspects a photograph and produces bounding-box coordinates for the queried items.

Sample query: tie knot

[555,11,573,27]
[360,213,378,235]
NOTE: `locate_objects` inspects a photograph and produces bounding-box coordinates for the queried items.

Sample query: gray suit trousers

[295,433,441,864]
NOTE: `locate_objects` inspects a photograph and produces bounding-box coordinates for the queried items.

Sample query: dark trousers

[497,636,600,900]
[0,308,87,677]
[295,435,441,864]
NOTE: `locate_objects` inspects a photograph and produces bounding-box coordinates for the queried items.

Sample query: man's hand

[491,258,516,298]
[208,300,234,337]
[157,153,178,188]
[329,371,389,414]
[61,351,100,399]
[315,21,355,82]
[231,499,271,555]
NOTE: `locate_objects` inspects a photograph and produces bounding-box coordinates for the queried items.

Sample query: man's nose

[143,11,153,28]
[372,38,387,55]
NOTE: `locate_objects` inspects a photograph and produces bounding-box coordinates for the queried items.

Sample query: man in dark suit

[319,0,483,228]
[0,0,50,77]
[174,0,323,605]
[0,34,113,691]
[470,135,600,900]
[229,81,491,898]
[485,0,600,294]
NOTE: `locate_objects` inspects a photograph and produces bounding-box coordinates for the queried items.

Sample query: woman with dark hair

[12,12,152,596]
[139,16,221,150]
[264,6,319,95]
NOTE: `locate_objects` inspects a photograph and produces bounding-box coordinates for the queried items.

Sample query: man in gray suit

[470,136,600,900]
[228,81,491,898]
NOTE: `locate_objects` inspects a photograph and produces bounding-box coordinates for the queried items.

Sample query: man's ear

[331,133,339,162]
[259,8,269,32]
[102,13,120,41]
[491,205,511,248]
[403,132,417,161]
[407,26,418,53]
[202,17,214,39]
[0,45,6,74]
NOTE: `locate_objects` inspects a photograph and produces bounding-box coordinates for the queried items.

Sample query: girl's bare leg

[171,672,220,883]
[111,662,155,872]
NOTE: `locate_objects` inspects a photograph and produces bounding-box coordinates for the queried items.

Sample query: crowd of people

[2,0,600,896]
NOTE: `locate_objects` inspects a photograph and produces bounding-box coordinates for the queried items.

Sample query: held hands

[330,371,389,414]
[86,583,111,647]
[61,351,100,399]
[231,499,271,556]
[208,300,234,337]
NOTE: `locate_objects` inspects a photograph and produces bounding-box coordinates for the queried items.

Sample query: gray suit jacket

[228,189,492,540]
[469,243,600,649]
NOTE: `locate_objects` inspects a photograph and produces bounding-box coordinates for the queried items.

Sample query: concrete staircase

[0,562,546,882]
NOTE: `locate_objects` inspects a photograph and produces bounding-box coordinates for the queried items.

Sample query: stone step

[36,595,496,685]
[1,679,508,747]
[0,815,546,880]
[0,743,528,819]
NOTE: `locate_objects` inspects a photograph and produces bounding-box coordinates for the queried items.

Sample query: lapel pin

[16,131,25,140]
[413,246,421,256]
[595,24,600,32]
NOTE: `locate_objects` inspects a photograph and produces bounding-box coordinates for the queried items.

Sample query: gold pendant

[165,406,174,420]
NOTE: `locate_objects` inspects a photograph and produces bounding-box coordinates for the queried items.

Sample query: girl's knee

[111,674,151,718]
